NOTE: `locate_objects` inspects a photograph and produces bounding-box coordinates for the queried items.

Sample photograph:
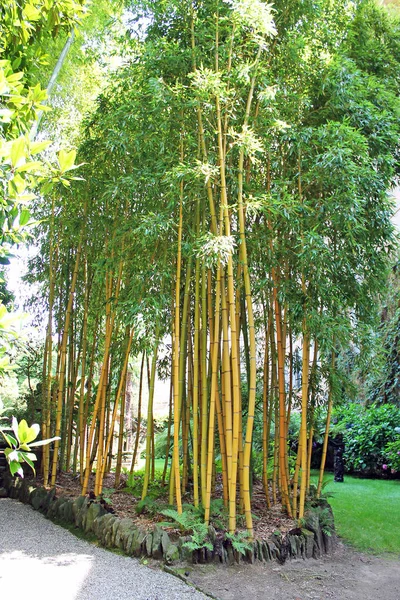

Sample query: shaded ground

[188,542,400,600]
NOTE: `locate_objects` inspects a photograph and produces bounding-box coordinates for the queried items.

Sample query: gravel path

[0,498,207,600]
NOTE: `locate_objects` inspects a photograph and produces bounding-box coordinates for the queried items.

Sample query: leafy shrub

[332,403,400,475]
[384,437,400,474]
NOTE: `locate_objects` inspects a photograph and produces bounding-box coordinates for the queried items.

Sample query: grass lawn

[312,471,400,554]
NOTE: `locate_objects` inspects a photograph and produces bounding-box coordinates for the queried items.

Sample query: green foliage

[384,438,400,473]
[0,303,22,375]
[159,505,203,531]
[183,522,213,552]
[225,531,252,556]
[125,467,167,505]
[0,0,87,259]
[159,506,213,551]
[332,403,400,475]
[100,487,115,506]
[0,399,59,476]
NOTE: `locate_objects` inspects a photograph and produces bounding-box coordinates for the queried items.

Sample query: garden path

[0,498,206,600]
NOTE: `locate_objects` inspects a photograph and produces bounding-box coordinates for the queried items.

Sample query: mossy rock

[0,473,12,493]
[30,487,48,511]
[103,516,119,547]
[256,540,264,562]
[304,510,325,557]
[301,529,315,559]
[151,526,164,560]
[178,536,193,563]
[123,525,139,554]
[41,488,56,513]
[84,503,106,534]
[115,518,135,550]
[161,530,171,557]
[262,541,271,562]
[92,514,106,537]
[268,541,280,561]
[165,543,180,565]
[130,527,147,557]
[19,480,35,504]
[9,478,22,499]
[288,535,298,558]
[72,496,88,527]
[47,496,67,520]
[58,499,75,524]
[144,532,153,557]
[322,530,335,554]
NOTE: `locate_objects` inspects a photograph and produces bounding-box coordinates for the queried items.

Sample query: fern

[159,508,197,531]
[159,507,213,551]
[183,522,213,552]
[225,531,253,556]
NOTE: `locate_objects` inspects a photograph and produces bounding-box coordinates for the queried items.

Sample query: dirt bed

[188,542,400,600]
[36,472,297,538]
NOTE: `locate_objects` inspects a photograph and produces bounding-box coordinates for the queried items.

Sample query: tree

[24,0,400,538]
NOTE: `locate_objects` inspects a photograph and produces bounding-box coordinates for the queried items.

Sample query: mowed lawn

[313,472,400,554]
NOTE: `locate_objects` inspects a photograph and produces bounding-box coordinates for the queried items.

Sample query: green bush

[384,438,400,473]
[332,403,400,476]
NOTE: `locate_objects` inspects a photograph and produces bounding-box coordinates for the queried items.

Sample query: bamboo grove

[28,0,400,537]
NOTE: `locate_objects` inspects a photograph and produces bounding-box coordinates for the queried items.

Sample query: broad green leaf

[9,460,23,477]
[58,149,77,173]
[5,448,19,462]
[19,208,30,227]
[22,3,41,21]
[30,140,51,155]
[21,452,36,474]
[18,420,40,444]
[10,137,26,168]
[15,161,43,174]
[2,432,18,448]
[6,72,24,83]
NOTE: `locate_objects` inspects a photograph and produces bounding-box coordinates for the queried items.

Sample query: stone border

[0,473,335,565]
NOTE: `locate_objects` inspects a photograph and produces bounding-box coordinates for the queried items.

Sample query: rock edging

[0,473,335,565]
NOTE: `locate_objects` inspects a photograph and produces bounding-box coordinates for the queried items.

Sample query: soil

[187,542,400,600]
[35,472,297,538]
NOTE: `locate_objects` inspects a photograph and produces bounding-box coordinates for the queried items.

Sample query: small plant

[100,487,115,505]
[0,401,59,477]
[159,507,198,531]
[183,522,213,552]
[159,506,213,551]
[225,531,253,556]
[307,481,334,502]
[310,505,335,537]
